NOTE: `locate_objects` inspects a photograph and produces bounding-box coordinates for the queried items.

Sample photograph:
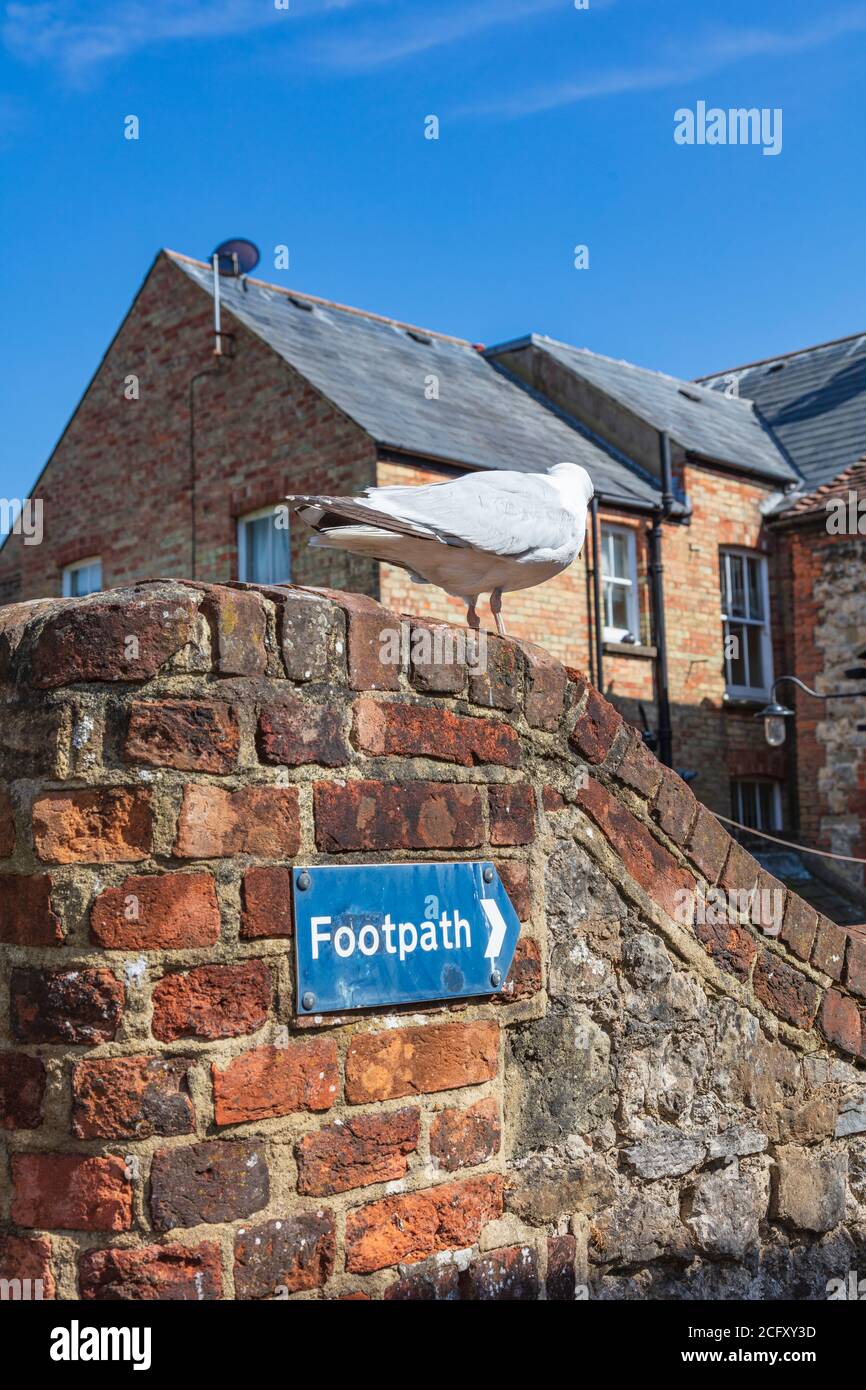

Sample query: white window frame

[62,556,102,598]
[600,524,640,643]
[731,778,782,833]
[720,548,773,699]
[237,505,291,585]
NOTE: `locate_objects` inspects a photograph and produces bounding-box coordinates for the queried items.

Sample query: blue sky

[2,0,866,503]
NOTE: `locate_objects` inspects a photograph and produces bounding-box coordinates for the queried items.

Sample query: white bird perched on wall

[287,461,594,636]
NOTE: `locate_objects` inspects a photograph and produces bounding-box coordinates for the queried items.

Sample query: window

[600,525,639,642]
[719,550,772,697]
[62,557,102,597]
[237,506,291,585]
[731,779,781,833]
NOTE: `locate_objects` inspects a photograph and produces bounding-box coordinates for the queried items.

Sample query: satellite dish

[211,238,260,277]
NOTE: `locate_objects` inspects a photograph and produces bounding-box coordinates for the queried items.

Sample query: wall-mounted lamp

[756,674,866,746]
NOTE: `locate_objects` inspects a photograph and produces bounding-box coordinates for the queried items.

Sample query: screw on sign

[292,861,520,1014]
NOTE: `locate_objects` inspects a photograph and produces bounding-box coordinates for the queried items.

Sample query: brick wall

[1,580,864,1300]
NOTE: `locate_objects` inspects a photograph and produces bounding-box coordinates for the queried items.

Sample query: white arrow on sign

[481,897,507,960]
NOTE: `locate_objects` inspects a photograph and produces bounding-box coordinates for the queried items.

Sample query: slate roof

[168,253,660,510]
[495,335,797,484]
[699,333,866,492]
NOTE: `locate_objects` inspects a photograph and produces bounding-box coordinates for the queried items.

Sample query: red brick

[846,935,866,999]
[30,591,200,688]
[79,1243,222,1301]
[488,784,536,845]
[174,784,300,858]
[719,838,759,895]
[213,1039,339,1125]
[345,1175,503,1273]
[614,736,663,800]
[90,871,220,949]
[569,680,624,764]
[202,586,267,675]
[495,859,531,920]
[0,787,15,857]
[780,894,819,963]
[542,785,566,812]
[32,787,153,864]
[0,1052,46,1129]
[0,1233,55,1299]
[651,768,698,845]
[11,1154,132,1232]
[258,698,349,767]
[468,634,520,711]
[234,1212,335,1298]
[818,988,861,1054]
[0,873,63,946]
[384,1263,461,1300]
[352,698,520,767]
[575,777,696,923]
[314,779,483,852]
[150,1140,269,1230]
[296,1109,420,1195]
[686,806,731,884]
[240,865,293,939]
[753,951,820,1031]
[125,699,239,772]
[694,918,757,982]
[11,966,123,1044]
[430,1097,500,1172]
[345,1020,499,1103]
[72,1056,195,1140]
[495,936,542,1003]
[408,620,467,695]
[151,960,271,1042]
[812,917,847,981]
[518,641,567,731]
[547,1234,577,1300]
[462,1243,540,1300]
[276,590,345,683]
[316,589,401,692]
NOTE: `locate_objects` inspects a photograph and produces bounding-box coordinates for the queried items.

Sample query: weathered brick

[409,620,467,695]
[495,859,531,920]
[125,699,239,772]
[0,1233,55,1299]
[569,680,624,764]
[468,635,520,711]
[519,641,567,731]
[846,935,866,999]
[314,779,483,852]
[296,1109,420,1195]
[0,1052,46,1130]
[174,784,300,858]
[547,1234,577,1300]
[575,778,696,923]
[753,951,820,1031]
[72,1056,195,1140]
[694,918,757,982]
[345,1020,499,1103]
[30,592,200,688]
[150,1140,269,1230]
[32,787,153,864]
[202,587,267,675]
[686,805,731,883]
[353,698,519,767]
[11,1154,132,1231]
[719,838,759,895]
[79,1243,223,1301]
[233,1212,335,1299]
[780,894,819,963]
[212,1039,338,1125]
[276,590,345,683]
[812,917,847,981]
[614,735,664,800]
[818,988,861,1054]
[384,1263,461,1300]
[345,1174,503,1273]
[0,873,63,946]
[430,1097,500,1172]
[651,768,698,845]
[11,966,123,1044]
[542,785,566,813]
[496,936,542,1003]
[258,698,349,767]
[90,871,220,950]
[0,787,15,856]
[462,1244,540,1300]
[316,590,401,692]
[151,960,271,1042]
[488,784,536,845]
[240,865,293,939]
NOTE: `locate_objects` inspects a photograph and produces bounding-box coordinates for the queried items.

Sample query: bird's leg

[490,588,507,637]
[464,596,481,631]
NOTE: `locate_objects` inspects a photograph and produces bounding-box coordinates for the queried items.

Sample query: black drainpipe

[589,495,604,693]
[649,430,675,767]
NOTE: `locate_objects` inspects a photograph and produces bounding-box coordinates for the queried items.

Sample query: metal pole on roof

[212,254,223,356]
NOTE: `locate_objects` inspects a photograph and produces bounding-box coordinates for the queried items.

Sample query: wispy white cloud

[457,8,866,118]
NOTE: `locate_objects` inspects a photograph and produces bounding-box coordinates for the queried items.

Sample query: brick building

[0,250,863,907]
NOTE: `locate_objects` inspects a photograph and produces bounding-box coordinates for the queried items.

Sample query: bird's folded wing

[287,494,438,541]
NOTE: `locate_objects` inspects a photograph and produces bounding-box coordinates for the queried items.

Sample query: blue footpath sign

[292,861,521,1015]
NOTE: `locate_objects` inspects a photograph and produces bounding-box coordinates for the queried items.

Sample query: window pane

[746,624,765,691]
[726,622,747,687]
[757,784,777,830]
[69,562,101,597]
[243,512,290,585]
[727,555,746,616]
[601,528,630,580]
[608,584,630,632]
[747,557,764,620]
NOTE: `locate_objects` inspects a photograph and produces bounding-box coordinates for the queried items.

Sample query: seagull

[287,462,594,636]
